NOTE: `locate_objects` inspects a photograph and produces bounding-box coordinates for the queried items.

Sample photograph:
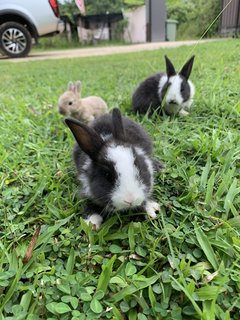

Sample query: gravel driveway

[0,39,216,62]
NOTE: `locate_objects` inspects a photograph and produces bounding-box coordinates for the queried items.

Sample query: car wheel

[0,22,32,58]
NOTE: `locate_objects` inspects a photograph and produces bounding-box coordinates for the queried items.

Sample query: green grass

[0,39,240,320]
[34,34,127,52]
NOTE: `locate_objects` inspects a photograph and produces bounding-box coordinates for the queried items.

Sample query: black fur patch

[90,113,153,155]
[88,155,117,207]
[160,81,170,101]
[132,73,163,114]
[133,151,152,189]
[179,75,191,102]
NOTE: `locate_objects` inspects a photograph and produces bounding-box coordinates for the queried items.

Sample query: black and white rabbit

[132,55,195,116]
[65,108,163,230]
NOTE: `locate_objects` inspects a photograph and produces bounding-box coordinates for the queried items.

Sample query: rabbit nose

[124,200,133,206]
[124,194,144,207]
[124,195,136,206]
[59,107,67,115]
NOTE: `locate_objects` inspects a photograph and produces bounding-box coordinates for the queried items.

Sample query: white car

[0,0,64,58]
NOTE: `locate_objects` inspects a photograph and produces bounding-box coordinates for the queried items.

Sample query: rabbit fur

[65,108,163,230]
[132,55,195,117]
[58,81,108,123]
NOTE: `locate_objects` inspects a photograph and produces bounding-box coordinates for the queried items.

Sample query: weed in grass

[0,39,240,319]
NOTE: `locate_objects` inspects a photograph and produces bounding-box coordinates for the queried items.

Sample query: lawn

[0,39,240,320]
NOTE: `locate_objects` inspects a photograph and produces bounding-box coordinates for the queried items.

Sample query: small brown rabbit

[58,81,108,123]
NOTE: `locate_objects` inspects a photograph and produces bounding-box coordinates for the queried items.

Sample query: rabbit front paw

[83,213,103,230]
[179,109,189,117]
[145,200,160,219]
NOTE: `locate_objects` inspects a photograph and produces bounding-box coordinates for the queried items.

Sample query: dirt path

[1,39,217,62]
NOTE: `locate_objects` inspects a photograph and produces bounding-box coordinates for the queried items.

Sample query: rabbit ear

[65,118,104,161]
[68,82,74,91]
[112,108,125,140]
[74,81,81,96]
[165,55,176,78]
[179,56,195,80]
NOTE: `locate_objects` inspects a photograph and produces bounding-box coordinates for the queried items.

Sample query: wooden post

[66,22,72,42]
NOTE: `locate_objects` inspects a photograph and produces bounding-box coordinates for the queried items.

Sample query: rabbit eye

[180,83,186,93]
[104,169,113,179]
[105,172,111,179]
[68,101,73,105]
[103,168,115,182]
[99,163,116,183]
[162,83,170,96]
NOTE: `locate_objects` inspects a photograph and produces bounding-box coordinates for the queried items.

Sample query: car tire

[0,22,32,58]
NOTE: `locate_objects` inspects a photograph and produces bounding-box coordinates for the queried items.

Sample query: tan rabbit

[58,81,108,123]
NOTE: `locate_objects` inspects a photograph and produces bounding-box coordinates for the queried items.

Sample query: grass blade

[66,247,75,275]
[170,276,203,317]
[128,222,135,251]
[0,260,23,311]
[194,221,218,271]
[109,274,161,304]
[224,179,240,217]
[112,305,125,320]
[148,285,156,308]
[200,157,212,189]
[20,291,33,312]
[22,178,47,214]
[215,168,235,198]
[195,286,224,301]
[204,171,216,207]
[96,255,116,294]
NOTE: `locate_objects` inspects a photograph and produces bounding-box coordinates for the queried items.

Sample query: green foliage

[85,0,145,14]
[123,0,144,7]
[167,0,222,39]
[84,0,123,15]
[167,0,193,25]
[60,0,144,16]
[59,0,78,22]
[0,39,240,319]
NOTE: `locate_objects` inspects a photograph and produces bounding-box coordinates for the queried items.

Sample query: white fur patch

[158,75,168,99]
[79,173,91,196]
[79,158,91,196]
[181,80,195,111]
[106,145,145,210]
[145,200,160,219]
[159,74,195,115]
[165,75,183,105]
[189,80,195,99]
[178,109,189,117]
[82,158,91,171]
[84,214,103,230]
[100,133,112,141]
[135,147,154,188]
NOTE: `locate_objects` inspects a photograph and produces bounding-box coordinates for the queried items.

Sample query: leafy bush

[167,0,222,39]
